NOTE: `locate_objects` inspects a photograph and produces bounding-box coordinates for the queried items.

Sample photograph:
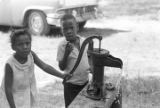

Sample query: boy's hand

[65,42,73,55]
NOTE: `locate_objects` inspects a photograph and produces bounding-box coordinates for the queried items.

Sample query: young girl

[0,30,68,108]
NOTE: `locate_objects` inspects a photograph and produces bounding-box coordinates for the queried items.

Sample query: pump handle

[63,36,102,83]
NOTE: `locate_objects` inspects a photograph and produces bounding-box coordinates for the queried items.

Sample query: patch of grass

[38,81,65,108]
[122,76,160,108]
[37,75,160,108]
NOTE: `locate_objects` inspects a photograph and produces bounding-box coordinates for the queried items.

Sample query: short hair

[60,14,76,23]
[10,29,31,49]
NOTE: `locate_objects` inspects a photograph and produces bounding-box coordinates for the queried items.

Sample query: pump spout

[89,48,123,69]
[103,54,123,69]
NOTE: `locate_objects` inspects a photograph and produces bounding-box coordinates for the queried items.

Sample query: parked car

[0,0,97,35]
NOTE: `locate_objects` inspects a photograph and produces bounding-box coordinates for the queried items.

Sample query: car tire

[78,21,86,31]
[27,11,50,35]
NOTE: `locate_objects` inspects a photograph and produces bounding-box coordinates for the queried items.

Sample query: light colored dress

[0,53,38,108]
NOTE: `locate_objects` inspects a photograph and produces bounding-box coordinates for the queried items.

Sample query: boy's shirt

[57,36,90,85]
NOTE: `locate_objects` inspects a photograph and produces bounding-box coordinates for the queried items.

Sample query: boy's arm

[4,64,16,108]
[58,42,73,70]
[31,51,65,79]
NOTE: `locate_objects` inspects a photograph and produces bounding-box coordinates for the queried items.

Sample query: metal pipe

[99,36,101,53]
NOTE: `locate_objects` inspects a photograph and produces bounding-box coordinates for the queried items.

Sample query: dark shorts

[63,81,88,108]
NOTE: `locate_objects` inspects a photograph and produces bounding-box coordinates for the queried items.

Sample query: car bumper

[46,17,60,26]
[46,12,96,26]
[76,12,97,22]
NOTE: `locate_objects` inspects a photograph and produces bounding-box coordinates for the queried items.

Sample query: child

[0,30,68,108]
[56,14,90,108]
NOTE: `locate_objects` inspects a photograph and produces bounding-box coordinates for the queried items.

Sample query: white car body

[0,0,97,35]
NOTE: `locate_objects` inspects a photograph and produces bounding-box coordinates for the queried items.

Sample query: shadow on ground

[0,25,128,38]
[0,26,10,33]
[48,26,62,37]
[48,27,128,38]
[78,27,128,38]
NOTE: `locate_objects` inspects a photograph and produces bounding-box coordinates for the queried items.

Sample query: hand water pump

[86,36,123,100]
[63,35,123,102]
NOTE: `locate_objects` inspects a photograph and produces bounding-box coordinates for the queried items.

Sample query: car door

[0,0,13,25]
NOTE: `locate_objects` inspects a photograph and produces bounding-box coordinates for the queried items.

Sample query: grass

[38,81,65,108]
[122,76,160,108]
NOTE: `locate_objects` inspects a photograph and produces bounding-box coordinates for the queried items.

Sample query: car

[0,0,97,35]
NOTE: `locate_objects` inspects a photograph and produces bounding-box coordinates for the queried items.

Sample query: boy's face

[61,19,78,42]
[13,34,31,58]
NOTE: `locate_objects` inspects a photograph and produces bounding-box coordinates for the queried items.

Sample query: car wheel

[27,11,50,35]
[78,21,86,31]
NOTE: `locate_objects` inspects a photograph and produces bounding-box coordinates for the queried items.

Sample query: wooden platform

[68,83,120,108]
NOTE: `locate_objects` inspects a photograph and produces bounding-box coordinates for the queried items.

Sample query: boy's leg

[63,82,87,108]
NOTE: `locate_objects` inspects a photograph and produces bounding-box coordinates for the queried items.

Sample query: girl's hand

[63,73,72,80]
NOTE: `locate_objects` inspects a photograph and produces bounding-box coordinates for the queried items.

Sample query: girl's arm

[31,51,65,79]
[4,64,16,108]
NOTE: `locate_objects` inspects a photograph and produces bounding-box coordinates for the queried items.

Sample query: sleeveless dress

[0,53,38,108]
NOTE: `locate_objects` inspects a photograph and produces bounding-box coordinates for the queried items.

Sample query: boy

[56,14,90,108]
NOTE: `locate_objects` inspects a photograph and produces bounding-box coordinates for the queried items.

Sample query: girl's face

[13,34,31,58]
